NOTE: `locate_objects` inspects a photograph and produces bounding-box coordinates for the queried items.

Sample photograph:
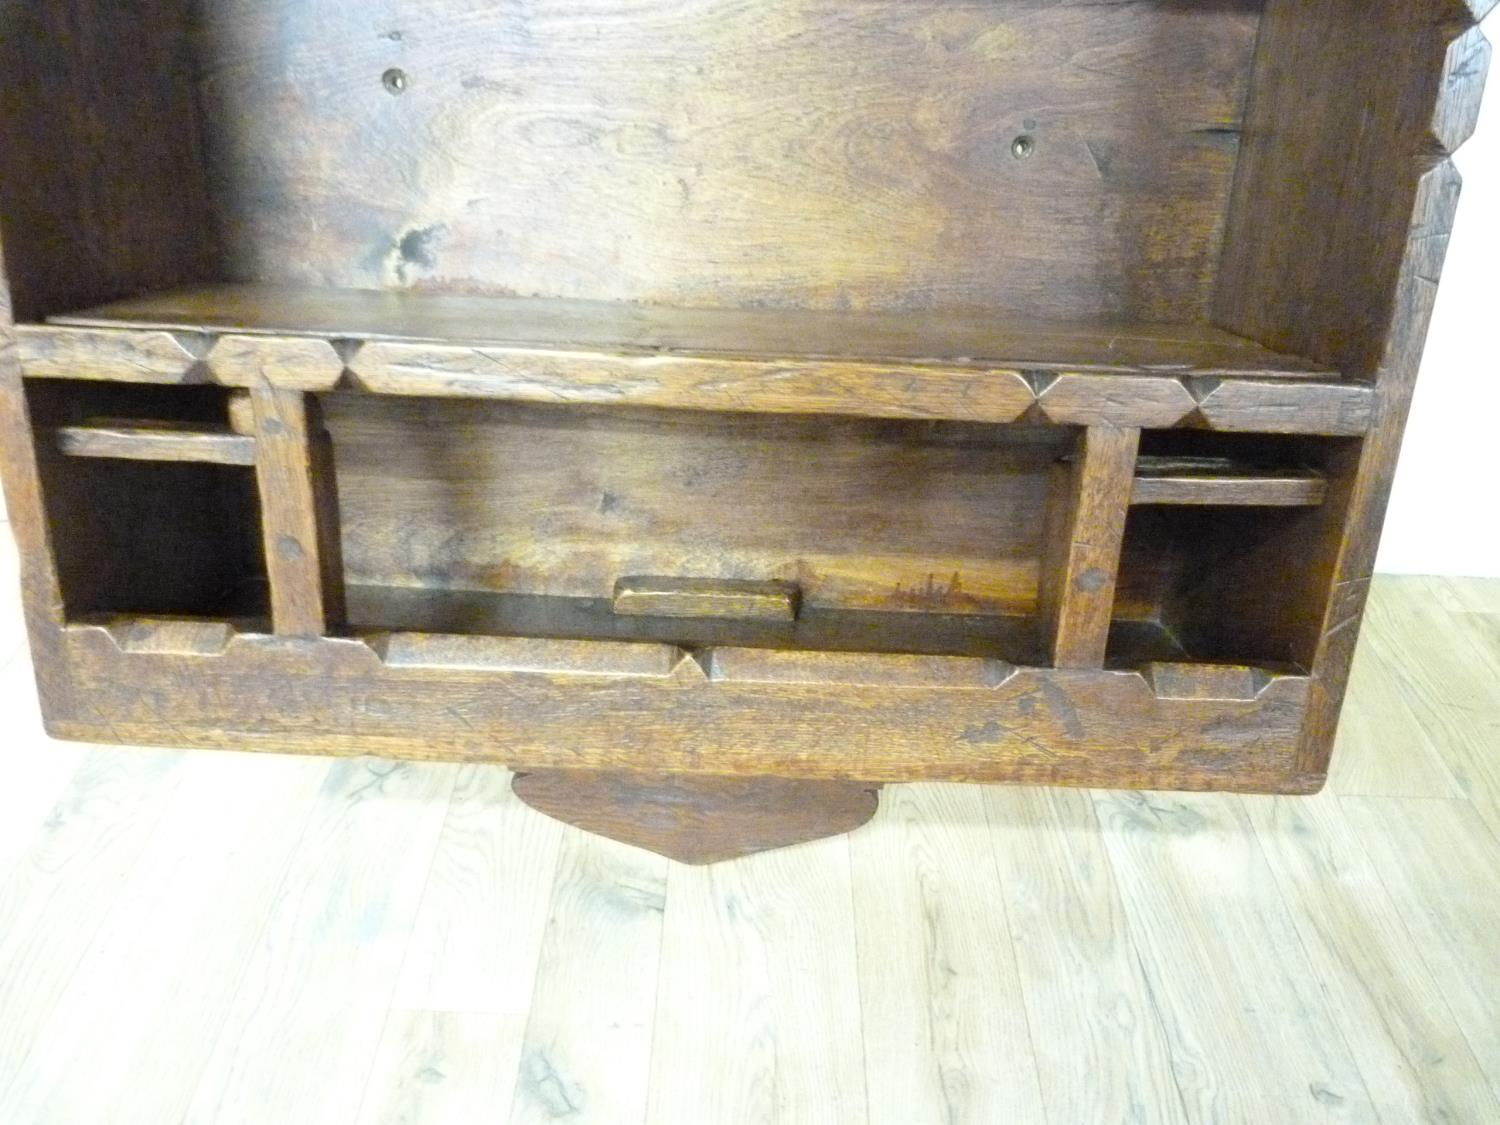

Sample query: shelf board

[1131,456,1328,507]
[342,584,1191,668]
[18,284,1374,433]
[53,419,257,466]
[52,283,1337,377]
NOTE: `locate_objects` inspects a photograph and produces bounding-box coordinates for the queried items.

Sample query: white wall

[1379,10,1500,577]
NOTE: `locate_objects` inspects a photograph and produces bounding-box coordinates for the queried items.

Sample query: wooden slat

[1039,426,1140,669]
[16,315,1373,434]
[50,284,1339,378]
[1131,457,1326,507]
[611,576,798,622]
[55,421,256,466]
[248,386,344,636]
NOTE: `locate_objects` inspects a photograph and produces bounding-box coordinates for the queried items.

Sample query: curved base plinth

[512,770,882,864]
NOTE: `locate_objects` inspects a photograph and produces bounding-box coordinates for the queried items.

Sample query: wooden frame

[0,0,1490,861]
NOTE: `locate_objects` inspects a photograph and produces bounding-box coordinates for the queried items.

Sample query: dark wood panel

[192,3,1260,319]
[0,1,212,320]
[325,396,1066,617]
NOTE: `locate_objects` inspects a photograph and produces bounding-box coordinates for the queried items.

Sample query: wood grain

[191,5,1258,320]
[1094,791,1376,1122]
[356,1011,527,1125]
[46,620,1316,791]
[55,420,257,466]
[509,832,665,1125]
[181,760,455,1125]
[647,839,865,1123]
[851,783,1046,1124]
[0,750,187,1103]
[1248,795,1500,1123]
[249,385,345,635]
[613,576,800,623]
[0,751,332,1125]
[1039,426,1140,669]
[55,285,1338,378]
[513,771,880,864]
[985,786,1186,1125]
[392,765,563,1014]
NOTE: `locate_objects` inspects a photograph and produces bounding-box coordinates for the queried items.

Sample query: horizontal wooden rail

[1131,456,1327,507]
[54,420,257,466]
[15,316,1375,436]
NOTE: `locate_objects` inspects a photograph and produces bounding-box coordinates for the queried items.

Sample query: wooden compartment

[0,0,1490,859]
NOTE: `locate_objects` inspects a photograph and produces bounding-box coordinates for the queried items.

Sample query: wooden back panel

[197,0,1261,318]
[324,395,1074,616]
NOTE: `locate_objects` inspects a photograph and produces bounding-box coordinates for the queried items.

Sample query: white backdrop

[1379,9,1500,577]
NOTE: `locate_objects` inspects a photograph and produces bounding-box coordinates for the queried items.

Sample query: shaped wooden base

[511,770,883,864]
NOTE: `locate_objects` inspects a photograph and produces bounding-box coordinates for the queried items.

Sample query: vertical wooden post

[250,384,344,636]
[1038,424,1139,669]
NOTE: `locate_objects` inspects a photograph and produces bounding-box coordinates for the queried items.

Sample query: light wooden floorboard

[1094,791,1376,1123]
[355,1010,528,1125]
[851,783,1046,1125]
[986,786,1186,1124]
[1,571,1499,1124]
[182,759,456,1125]
[393,763,563,1015]
[646,837,865,1125]
[509,831,666,1125]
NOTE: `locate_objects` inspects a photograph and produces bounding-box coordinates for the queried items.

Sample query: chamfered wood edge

[12,322,1374,434]
[22,616,1313,793]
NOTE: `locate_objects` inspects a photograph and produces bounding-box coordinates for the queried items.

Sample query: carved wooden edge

[47,618,1316,792]
[12,323,1376,434]
[1297,159,1468,774]
[511,771,883,864]
[612,576,800,622]
[1292,8,1491,774]
[79,615,1308,702]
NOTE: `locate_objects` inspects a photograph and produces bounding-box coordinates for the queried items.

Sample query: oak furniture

[0,0,1491,862]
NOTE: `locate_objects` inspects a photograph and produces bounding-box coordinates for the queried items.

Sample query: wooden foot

[511,771,882,864]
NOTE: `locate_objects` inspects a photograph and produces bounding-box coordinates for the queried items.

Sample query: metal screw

[383,68,408,95]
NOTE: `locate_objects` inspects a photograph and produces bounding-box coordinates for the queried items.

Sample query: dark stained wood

[189,6,1260,321]
[55,420,257,466]
[0,2,213,321]
[613,577,800,622]
[16,318,1369,433]
[1131,458,1327,508]
[53,285,1337,379]
[1039,426,1140,670]
[511,772,882,864]
[0,0,1489,857]
[249,387,345,636]
[49,618,1316,793]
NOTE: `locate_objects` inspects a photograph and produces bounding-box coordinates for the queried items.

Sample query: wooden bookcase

[0,1,1490,862]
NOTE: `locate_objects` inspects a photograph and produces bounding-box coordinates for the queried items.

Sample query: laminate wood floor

[1,521,1498,1124]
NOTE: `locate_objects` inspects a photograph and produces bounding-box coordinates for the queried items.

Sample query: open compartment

[0,0,1401,387]
[326,394,1072,661]
[23,380,268,623]
[1108,431,1357,670]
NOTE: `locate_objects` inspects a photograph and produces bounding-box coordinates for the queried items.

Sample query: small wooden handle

[612,576,800,622]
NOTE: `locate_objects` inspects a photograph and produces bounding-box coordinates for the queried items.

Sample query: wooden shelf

[54,419,256,466]
[49,283,1342,377]
[1131,456,1327,507]
[342,584,1189,668]
[14,283,1376,434]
